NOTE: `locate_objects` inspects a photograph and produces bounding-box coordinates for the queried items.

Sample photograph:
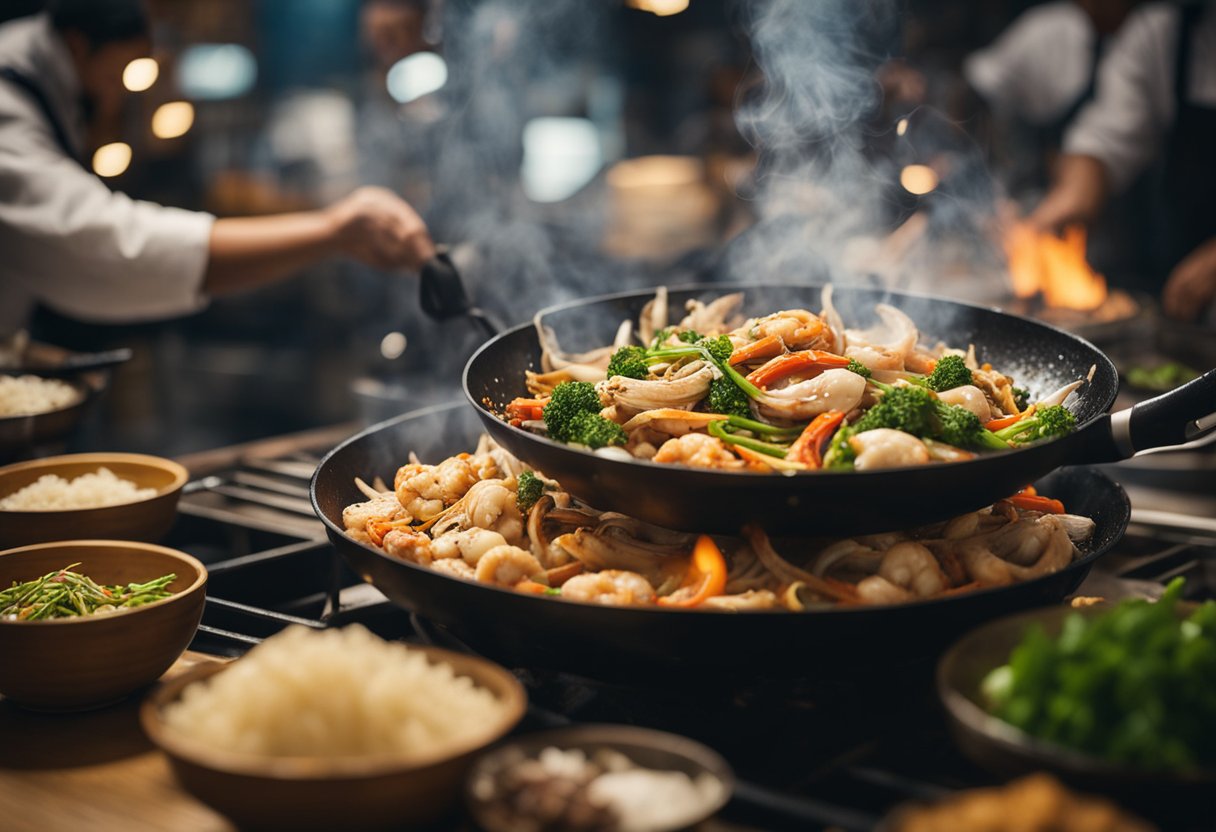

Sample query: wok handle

[1111,368,1216,457]
[418,249,501,337]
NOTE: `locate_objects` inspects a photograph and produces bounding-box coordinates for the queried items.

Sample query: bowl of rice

[0,373,91,457]
[0,452,189,548]
[141,624,527,831]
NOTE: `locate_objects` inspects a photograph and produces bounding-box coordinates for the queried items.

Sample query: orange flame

[1005,223,1107,311]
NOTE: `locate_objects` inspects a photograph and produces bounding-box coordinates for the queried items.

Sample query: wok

[462,283,1216,536]
[312,401,1129,683]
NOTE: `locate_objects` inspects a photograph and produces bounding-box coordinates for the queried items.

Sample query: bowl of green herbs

[938,579,1215,804]
[0,540,206,711]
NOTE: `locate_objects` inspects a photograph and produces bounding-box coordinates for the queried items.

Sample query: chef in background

[0,0,437,336]
[1030,2,1216,323]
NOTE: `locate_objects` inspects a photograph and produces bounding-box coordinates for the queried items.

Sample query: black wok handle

[1110,368,1216,457]
[418,249,501,338]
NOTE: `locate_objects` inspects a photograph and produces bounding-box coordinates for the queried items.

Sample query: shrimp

[652,433,744,470]
[431,527,510,565]
[474,545,545,587]
[702,590,780,611]
[755,368,867,421]
[382,529,433,565]
[738,309,833,352]
[955,515,1075,585]
[598,363,714,415]
[394,454,496,522]
[430,558,476,579]
[465,480,525,544]
[877,542,950,597]
[848,429,930,470]
[560,570,656,606]
[936,385,993,422]
[621,409,725,438]
[855,575,914,604]
[342,491,409,533]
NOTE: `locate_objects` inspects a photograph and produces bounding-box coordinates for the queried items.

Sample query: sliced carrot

[1006,493,1065,514]
[729,335,784,366]
[1020,485,1038,496]
[506,397,548,422]
[985,404,1035,432]
[746,350,850,389]
[787,410,845,468]
[657,535,728,608]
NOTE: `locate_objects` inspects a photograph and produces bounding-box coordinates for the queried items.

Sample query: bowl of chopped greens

[0,540,206,711]
[938,580,1216,805]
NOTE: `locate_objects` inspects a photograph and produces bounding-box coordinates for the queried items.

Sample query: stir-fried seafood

[344,439,1095,610]
[506,287,1088,473]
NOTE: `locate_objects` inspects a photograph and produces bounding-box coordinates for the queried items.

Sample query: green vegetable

[567,411,627,448]
[1126,362,1200,392]
[649,328,675,349]
[676,329,703,344]
[1012,386,1031,412]
[515,470,547,513]
[921,354,973,392]
[933,401,1008,450]
[845,358,871,378]
[725,414,802,439]
[542,381,602,442]
[992,404,1076,445]
[0,563,175,621]
[706,377,751,417]
[707,419,789,458]
[982,578,1216,773]
[862,381,1008,451]
[821,418,858,469]
[606,346,649,380]
[694,334,734,364]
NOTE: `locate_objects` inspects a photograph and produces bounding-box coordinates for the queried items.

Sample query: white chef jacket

[1065,2,1216,192]
[0,14,214,335]
[963,1,1099,126]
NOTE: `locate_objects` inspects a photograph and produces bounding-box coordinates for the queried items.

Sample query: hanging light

[900,164,938,195]
[122,57,158,92]
[151,101,195,139]
[92,142,132,177]
[627,0,691,16]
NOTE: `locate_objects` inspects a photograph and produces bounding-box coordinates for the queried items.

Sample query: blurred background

[3,0,1210,455]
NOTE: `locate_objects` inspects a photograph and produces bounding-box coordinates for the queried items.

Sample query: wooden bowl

[0,540,206,711]
[141,644,528,832]
[0,453,189,548]
[937,603,1216,817]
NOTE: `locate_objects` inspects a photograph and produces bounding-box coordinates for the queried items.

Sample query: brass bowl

[0,452,189,548]
[0,540,206,711]
[938,603,1215,817]
[141,645,528,832]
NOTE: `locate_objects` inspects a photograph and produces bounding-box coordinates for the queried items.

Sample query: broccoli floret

[853,385,935,436]
[845,358,872,378]
[1012,386,1030,411]
[695,334,734,364]
[993,404,1077,445]
[567,411,627,448]
[649,327,675,349]
[607,346,648,380]
[930,402,1010,450]
[515,470,546,513]
[821,422,858,469]
[676,329,703,344]
[924,355,973,392]
[706,377,750,417]
[543,381,602,443]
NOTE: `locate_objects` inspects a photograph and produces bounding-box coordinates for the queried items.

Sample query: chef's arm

[1163,237,1216,322]
[203,187,437,296]
[1027,154,1109,233]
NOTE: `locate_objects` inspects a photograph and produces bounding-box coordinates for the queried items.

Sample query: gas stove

[171,427,1215,831]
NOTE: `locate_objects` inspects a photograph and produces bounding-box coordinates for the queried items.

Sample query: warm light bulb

[626,0,690,16]
[151,101,195,139]
[92,142,132,177]
[122,57,159,92]
[900,164,938,195]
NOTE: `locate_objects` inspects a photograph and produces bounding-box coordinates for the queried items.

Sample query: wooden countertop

[0,652,232,832]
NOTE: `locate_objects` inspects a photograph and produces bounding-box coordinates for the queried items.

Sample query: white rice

[0,374,80,417]
[0,467,157,511]
[163,624,507,757]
